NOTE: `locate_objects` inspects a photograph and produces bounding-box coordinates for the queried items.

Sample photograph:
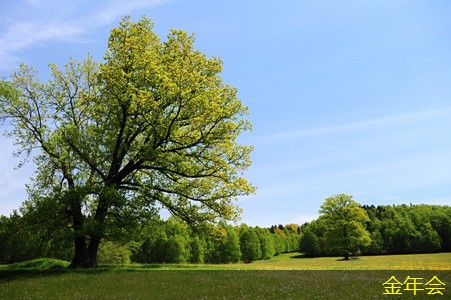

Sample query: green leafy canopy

[319,194,372,259]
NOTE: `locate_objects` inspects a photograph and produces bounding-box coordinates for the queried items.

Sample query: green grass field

[1,253,450,299]
[198,252,451,270]
[2,252,450,271]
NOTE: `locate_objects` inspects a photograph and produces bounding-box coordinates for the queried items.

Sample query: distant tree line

[131,221,301,264]
[0,211,301,264]
[300,203,451,258]
[1,201,449,264]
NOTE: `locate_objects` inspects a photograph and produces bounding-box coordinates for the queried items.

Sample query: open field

[198,252,451,270]
[1,253,450,299]
[1,270,450,299]
[2,252,450,271]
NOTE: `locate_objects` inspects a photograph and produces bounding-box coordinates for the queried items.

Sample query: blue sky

[1,0,451,226]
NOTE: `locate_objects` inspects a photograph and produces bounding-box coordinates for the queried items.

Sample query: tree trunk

[67,190,95,268]
[87,235,101,268]
[68,234,101,268]
[68,187,110,268]
[80,191,110,268]
[69,235,90,268]
[68,205,91,268]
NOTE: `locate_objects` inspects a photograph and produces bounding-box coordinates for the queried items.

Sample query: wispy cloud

[254,107,451,145]
[0,0,168,69]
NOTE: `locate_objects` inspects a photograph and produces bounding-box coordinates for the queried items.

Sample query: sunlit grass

[0,258,69,270]
[238,252,451,270]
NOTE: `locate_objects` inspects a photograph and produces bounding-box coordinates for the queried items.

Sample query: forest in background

[0,203,449,265]
[301,204,451,258]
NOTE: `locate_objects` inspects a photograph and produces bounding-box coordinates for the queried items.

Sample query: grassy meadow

[1,253,450,299]
[199,252,451,270]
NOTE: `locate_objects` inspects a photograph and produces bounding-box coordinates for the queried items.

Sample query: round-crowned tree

[319,194,372,260]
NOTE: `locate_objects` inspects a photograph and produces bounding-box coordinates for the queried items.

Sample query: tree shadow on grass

[0,262,203,282]
[0,266,140,283]
[0,269,111,283]
[289,254,361,261]
[335,256,360,261]
[0,269,61,282]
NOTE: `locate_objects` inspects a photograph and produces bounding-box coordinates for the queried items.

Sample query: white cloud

[0,0,169,70]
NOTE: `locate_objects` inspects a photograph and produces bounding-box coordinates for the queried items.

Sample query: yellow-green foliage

[97,241,131,265]
[0,16,255,268]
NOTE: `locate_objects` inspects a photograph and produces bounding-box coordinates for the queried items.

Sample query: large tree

[319,194,371,260]
[0,17,254,268]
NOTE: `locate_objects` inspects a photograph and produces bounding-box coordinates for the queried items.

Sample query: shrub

[97,241,131,264]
